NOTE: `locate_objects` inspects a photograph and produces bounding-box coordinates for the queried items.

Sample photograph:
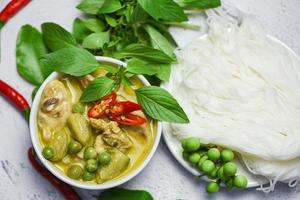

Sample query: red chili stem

[0,0,31,27]
[0,79,30,120]
[28,148,81,200]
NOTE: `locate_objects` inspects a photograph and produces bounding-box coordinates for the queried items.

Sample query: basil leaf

[83,18,105,33]
[104,15,118,27]
[77,0,105,14]
[181,0,221,9]
[80,77,115,102]
[72,18,91,43]
[136,86,189,123]
[156,63,171,81]
[97,188,153,200]
[82,32,110,49]
[144,25,175,58]
[42,23,77,52]
[127,59,159,75]
[138,0,187,22]
[148,20,177,46]
[129,5,148,24]
[16,25,49,85]
[40,47,99,76]
[98,0,122,14]
[119,44,174,64]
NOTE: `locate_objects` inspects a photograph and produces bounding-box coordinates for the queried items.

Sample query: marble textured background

[0,0,300,199]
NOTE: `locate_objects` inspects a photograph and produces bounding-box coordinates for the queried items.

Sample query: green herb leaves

[98,0,122,14]
[42,23,77,51]
[41,47,99,76]
[97,188,154,200]
[77,0,106,14]
[138,0,187,22]
[144,25,175,58]
[77,0,122,14]
[16,25,49,85]
[82,32,110,49]
[136,86,189,123]
[80,77,116,102]
[119,44,174,64]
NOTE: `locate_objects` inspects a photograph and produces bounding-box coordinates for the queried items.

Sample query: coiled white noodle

[165,3,300,192]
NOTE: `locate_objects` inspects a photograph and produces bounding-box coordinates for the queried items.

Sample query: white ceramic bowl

[30,56,162,190]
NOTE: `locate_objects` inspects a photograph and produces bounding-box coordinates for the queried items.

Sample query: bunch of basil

[16,0,221,123]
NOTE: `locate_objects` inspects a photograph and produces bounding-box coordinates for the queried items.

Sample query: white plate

[162,34,300,188]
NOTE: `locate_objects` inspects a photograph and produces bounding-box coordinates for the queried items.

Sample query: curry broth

[37,65,157,184]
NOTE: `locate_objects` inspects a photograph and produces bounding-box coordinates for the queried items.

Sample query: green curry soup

[37,66,157,184]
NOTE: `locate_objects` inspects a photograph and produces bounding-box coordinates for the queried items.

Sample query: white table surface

[1,0,300,199]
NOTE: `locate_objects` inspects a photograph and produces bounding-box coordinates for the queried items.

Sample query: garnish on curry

[37,66,157,184]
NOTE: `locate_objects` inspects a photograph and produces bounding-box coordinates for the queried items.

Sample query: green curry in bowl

[37,66,157,184]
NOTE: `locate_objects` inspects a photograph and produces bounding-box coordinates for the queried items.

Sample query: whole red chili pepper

[0,0,31,29]
[0,79,30,120]
[28,148,81,200]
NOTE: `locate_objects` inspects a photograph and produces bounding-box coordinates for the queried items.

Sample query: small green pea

[98,152,111,165]
[86,159,98,172]
[201,160,215,174]
[184,137,201,152]
[188,153,201,165]
[68,140,82,154]
[42,146,54,160]
[233,175,248,189]
[207,148,220,162]
[82,171,95,181]
[67,165,83,180]
[182,150,189,160]
[197,155,208,170]
[72,102,85,114]
[225,178,234,189]
[223,162,237,177]
[84,147,97,160]
[221,149,234,162]
[206,181,220,194]
[209,167,218,178]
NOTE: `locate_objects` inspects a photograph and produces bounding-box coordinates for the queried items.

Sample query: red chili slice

[87,92,117,119]
[108,101,142,116]
[110,113,146,126]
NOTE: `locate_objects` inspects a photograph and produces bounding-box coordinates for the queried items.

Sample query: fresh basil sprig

[40,47,99,76]
[80,77,116,102]
[42,22,77,51]
[118,44,175,64]
[136,86,189,123]
[138,0,187,22]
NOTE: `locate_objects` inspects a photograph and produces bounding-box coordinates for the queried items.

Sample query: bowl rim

[29,56,162,190]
